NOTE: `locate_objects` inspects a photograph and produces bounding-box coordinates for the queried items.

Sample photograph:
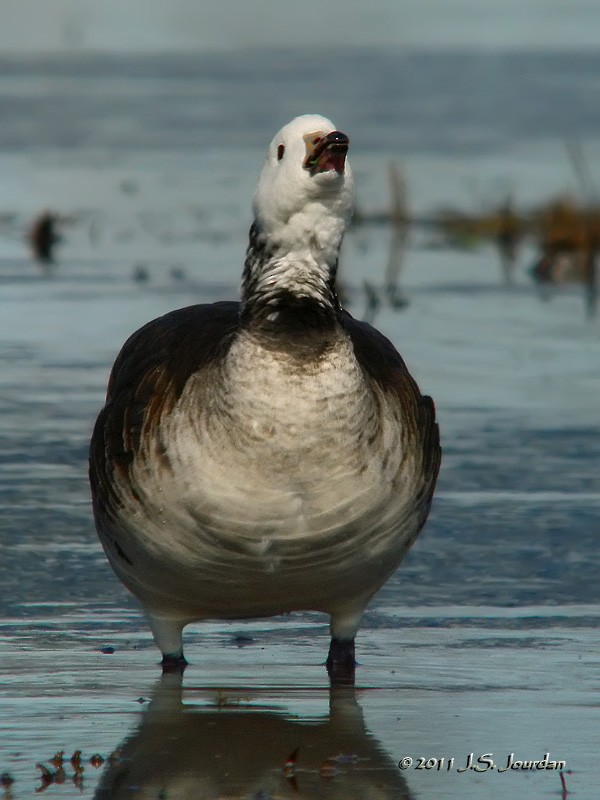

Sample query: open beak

[303,130,349,175]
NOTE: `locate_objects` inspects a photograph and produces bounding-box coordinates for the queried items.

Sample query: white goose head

[242,115,354,323]
[253,114,354,247]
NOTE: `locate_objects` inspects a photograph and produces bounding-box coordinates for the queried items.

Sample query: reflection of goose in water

[94,674,412,800]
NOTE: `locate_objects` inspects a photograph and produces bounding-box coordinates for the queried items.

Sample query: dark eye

[277,144,285,161]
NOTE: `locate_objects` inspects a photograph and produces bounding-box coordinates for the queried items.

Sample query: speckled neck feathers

[240,221,340,330]
[239,114,354,332]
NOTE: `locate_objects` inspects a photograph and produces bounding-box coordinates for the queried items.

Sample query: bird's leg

[160,653,188,674]
[326,637,356,685]
[327,603,365,685]
[147,613,188,673]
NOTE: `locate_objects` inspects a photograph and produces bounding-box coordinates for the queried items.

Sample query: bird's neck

[240,221,341,333]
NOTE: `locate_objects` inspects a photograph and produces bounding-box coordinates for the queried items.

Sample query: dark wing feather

[340,310,441,525]
[89,301,240,524]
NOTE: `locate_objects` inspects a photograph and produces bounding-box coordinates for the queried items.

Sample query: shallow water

[1,48,599,799]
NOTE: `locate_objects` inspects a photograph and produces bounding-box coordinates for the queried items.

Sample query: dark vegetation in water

[7,153,598,330]
[352,144,600,320]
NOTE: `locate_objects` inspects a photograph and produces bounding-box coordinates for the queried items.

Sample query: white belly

[100,332,421,619]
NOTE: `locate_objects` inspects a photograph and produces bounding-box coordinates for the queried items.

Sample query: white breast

[112,328,417,619]
[169,331,395,526]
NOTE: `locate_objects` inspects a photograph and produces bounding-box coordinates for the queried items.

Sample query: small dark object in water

[530,243,599,318]
[99,645,115,654]
[28,210,61,263]
[530,249,581,285]
[120,178,139,196]
[320,758,338,779]
[89,754,104,769]
[387,285,409,311]
[232,634,254,647]
[0,773,14,788]
[132,264,150,283]
[495,197,522,285]
[362,280,381,324]
[72,770,84,791]
[35,763,55,792]
[282,747,300,791]
[170,265,186,282]
[559,768,574,799]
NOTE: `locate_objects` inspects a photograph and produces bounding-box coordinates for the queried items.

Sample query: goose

[89,114,441,681]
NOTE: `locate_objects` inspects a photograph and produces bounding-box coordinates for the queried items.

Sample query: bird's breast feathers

[109,329,417,554]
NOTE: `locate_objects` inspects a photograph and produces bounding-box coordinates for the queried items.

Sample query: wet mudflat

[1,47,600,799]
[2,606,599,798]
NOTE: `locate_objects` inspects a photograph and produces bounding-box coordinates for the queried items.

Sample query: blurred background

[1,3,600,797]
[2,0,600,51]
[1,0,598,597]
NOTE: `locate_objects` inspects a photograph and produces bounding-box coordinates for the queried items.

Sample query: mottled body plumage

[89,115,440,676]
